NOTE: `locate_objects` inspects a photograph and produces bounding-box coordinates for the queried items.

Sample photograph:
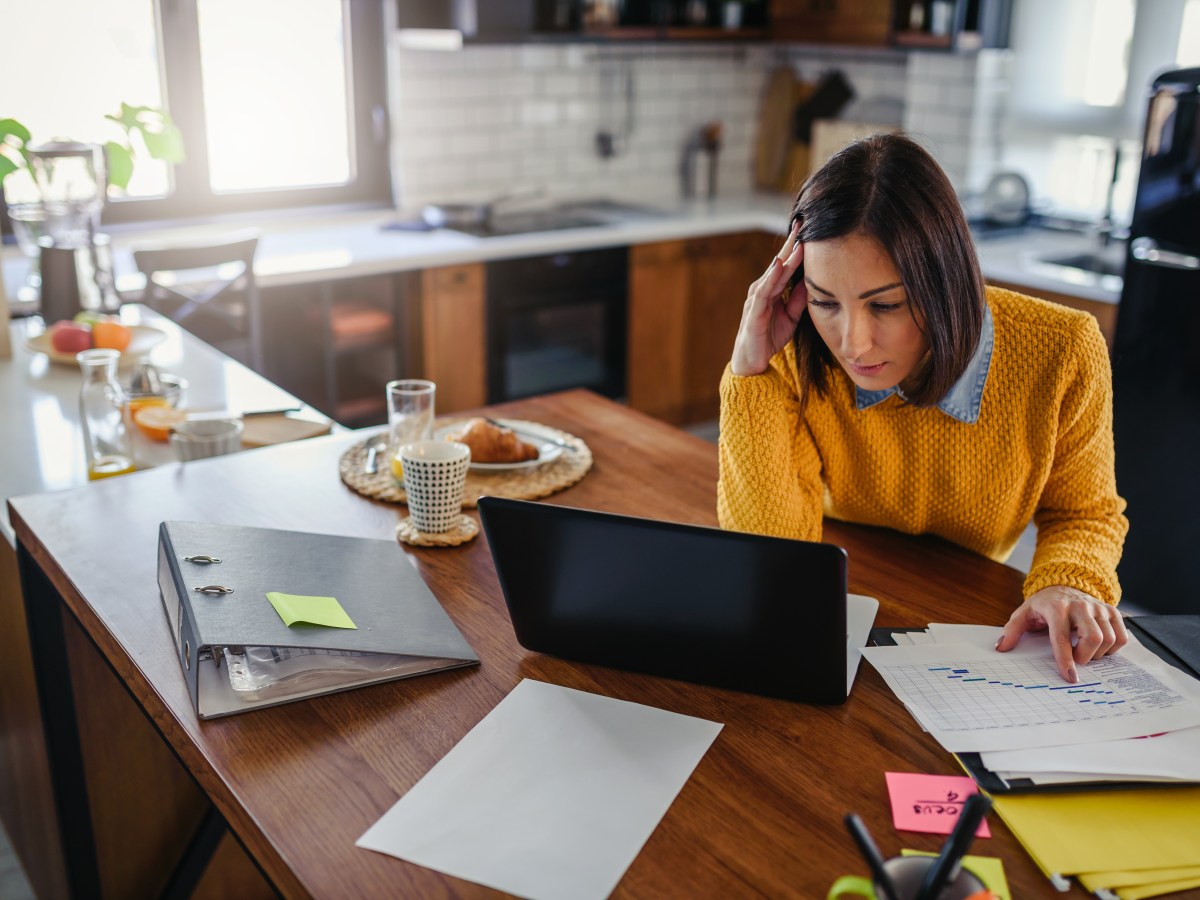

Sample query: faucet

[681,122,722,200]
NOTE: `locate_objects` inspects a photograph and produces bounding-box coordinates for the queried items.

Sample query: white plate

[25,325,167,368]
[434,419,565,471]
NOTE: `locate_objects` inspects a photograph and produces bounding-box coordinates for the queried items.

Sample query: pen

[916,792,992,900]
[843,813,900,900]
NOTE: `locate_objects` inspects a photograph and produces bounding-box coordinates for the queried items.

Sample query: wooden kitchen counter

[10,390,1139,898]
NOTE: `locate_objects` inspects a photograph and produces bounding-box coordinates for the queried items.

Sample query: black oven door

[487,248,628,403]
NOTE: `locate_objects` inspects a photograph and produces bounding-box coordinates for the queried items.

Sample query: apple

[49,320,92,354]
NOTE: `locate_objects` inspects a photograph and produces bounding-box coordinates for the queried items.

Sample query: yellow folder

[991,787,1200,877]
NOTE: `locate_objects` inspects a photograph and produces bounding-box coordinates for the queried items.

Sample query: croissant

[448,418,539,464]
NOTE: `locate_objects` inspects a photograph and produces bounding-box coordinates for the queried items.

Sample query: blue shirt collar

[854,303,994,424]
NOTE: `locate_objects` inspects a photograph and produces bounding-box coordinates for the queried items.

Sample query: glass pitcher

[77,348,135,480]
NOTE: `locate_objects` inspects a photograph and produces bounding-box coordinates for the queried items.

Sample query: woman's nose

[839,313,874,360]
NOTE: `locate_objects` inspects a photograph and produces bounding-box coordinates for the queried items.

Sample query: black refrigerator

[1112,67,1200,614]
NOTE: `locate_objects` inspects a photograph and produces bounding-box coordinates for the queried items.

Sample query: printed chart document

[357,679,722,900]
[861,642,1200,752]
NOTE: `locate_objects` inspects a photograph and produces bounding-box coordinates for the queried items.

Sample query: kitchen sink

[1038,252,1125,278]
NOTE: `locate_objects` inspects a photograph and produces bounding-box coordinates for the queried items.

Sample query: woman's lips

[848,361,887,377]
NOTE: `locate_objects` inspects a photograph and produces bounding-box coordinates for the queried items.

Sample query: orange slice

[133,405,189,442]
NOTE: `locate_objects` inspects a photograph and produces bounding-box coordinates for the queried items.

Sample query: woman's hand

[996,585,1128,683]
[731,224,808,376]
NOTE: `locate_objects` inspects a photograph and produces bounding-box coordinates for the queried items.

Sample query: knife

[485,417,577,453]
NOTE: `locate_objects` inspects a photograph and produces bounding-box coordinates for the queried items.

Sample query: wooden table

[9,389,1143,898]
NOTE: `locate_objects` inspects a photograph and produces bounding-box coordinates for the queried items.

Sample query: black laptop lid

[478,497,849,704]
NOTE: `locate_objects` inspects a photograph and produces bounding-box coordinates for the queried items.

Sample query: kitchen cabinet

[771,0,892,45]
[629,231,782,425]
[420,263,488,414]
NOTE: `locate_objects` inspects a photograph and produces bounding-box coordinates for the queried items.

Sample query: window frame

[2,0,390,236]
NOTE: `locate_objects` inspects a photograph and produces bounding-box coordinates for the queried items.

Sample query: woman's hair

[789,132,985,407]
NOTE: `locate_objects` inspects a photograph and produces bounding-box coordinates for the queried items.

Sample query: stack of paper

[862,625,1200,898]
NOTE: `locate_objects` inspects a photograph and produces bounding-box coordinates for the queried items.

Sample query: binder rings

[158,521,478,718]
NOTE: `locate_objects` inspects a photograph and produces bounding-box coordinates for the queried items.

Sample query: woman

[718,134,1128,684]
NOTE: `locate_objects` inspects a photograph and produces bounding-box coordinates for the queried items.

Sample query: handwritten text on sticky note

[885,772,990,837]
[266,592,357,629]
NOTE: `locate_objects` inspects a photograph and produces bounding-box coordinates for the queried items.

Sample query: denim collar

[854,304,994,424]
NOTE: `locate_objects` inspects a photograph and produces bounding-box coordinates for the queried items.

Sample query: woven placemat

[396,515,478,547]
[338,418,593,508]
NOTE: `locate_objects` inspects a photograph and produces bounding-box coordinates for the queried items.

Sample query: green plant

[0,103,184,193]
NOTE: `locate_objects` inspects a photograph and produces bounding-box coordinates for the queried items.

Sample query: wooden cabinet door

[771,0,892,45]
[683,232,780,423]
[628,240,691,424]
[421,263,487,414]
[629,232,783,426]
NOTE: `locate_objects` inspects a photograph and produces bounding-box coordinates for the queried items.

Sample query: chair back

[133,232,262,370]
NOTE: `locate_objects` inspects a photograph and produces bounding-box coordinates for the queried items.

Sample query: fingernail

[1068,667,1078,684]
[994,637,1002,650]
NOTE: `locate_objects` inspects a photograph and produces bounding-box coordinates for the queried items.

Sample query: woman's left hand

[995,586,1128,683]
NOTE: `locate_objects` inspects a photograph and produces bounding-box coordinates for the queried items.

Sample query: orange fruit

[93,319,133,351]
[133,405,188,442]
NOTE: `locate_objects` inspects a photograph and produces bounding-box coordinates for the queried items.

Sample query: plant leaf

[0,156,19,181]
[138,119,185,163]
[105,141,134,190]
[0,118,32,145]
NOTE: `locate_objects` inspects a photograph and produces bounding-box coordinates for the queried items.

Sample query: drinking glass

[386,379,436,485]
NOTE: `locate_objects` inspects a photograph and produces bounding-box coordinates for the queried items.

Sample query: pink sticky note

[885,772,991,837]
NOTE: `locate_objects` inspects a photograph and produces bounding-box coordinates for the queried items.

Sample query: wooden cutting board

[755,67,800,191]
[241,414,333,448]
[809,119,900,179]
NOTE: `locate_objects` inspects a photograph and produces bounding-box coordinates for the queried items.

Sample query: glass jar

[77,348,135,480]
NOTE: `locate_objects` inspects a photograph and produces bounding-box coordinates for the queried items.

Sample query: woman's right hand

[730,224,808,376]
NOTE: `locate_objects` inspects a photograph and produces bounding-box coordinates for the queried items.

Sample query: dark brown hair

[789,133,985,407]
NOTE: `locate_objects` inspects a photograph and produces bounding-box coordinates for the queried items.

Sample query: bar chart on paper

[862,644,1200,752]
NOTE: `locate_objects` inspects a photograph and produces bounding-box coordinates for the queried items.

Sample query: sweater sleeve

[1026,316,1129,605]
[716,350,824,542]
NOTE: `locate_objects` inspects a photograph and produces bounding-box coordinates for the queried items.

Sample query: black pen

[916,792,992,900]
[843,813,900,900]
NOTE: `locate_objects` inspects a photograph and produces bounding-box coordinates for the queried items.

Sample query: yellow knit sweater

[717,286,1128,605]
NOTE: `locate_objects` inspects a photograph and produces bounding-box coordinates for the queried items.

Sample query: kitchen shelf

[580,25,768,41]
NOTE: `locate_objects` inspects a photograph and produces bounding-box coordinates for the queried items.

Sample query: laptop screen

[479,497,852,704]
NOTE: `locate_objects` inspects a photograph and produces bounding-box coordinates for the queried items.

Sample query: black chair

[133,233,263,371]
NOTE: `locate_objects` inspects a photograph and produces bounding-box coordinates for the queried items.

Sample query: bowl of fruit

[25,311,167,366]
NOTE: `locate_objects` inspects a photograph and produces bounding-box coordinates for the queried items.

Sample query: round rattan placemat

[396,515,478,547]
[338,418,593,508]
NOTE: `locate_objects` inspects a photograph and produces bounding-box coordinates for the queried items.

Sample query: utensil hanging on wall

[596,59,635,158]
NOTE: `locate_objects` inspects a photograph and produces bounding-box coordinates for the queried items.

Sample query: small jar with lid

[77,348,135,480]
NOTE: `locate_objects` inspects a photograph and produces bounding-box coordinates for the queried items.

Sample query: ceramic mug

[170,417,244,463]
[399,440,470,533]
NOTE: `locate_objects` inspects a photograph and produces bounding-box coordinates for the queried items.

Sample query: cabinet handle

[1131,237,1200,271]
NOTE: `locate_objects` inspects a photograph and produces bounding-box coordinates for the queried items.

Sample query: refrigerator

[1112,67,1200,614]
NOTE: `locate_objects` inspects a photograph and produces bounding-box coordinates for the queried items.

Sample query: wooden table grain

[10,389,1128,898]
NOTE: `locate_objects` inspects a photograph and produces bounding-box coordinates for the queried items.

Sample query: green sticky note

[902,850,1010,900]
[266,592,357,629]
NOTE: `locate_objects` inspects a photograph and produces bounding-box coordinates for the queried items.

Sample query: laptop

[478,497,879,705]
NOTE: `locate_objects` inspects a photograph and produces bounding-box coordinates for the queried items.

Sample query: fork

[363,434,388,473]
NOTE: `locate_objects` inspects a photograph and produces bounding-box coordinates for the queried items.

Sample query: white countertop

[3,192,1119,308]
[0,306,323,546]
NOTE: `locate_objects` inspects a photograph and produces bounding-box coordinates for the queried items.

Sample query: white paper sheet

[846,594,879,694]
[861,642,1200,752]
[981,725,1200,781]
[357,679,722,900]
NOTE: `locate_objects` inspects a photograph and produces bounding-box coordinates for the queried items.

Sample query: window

[1001,0,1195,221]
[2,0,389,230]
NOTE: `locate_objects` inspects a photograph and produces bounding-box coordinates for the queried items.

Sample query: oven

[486,248,628,403]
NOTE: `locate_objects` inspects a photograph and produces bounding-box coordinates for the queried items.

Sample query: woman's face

[802,231,929,392]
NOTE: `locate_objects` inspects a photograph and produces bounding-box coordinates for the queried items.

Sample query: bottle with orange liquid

[77,348,135,480]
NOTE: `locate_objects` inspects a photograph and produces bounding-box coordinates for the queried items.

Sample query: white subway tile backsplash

[390,41,1005,208]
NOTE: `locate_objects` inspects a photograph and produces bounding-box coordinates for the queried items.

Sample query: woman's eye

[809,299,838,310]
[872,302,904,313]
